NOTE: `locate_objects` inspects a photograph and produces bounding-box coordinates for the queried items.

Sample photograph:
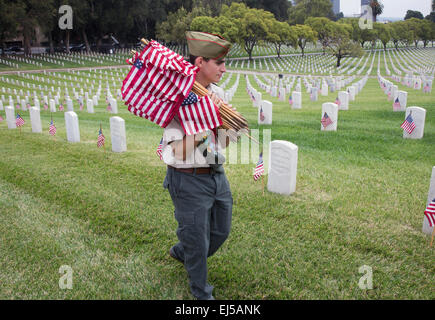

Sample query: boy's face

[195,57,227,85]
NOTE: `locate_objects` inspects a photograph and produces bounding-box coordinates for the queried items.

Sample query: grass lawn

[0,69,434,299]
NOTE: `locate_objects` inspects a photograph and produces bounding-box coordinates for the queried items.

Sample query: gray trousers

[163,166,233,300]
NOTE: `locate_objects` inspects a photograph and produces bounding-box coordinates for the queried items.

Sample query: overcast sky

[340,0,432,18]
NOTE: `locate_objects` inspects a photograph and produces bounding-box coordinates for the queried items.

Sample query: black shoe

[169,247,184,264]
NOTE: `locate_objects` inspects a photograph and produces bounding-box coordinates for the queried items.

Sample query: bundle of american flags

[253,153,265,181]
[122,40,222,136]
[400,113,416,134]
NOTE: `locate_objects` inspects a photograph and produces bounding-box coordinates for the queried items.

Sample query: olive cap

[186,31,232,60]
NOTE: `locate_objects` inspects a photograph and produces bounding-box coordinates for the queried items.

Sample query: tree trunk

[336,55,342,67]
[65,30,70,54]
[1,40,6,57]
[23,25,32,55]
[82,29,91,53]
[49,30,54,54]
[97,37,102,52]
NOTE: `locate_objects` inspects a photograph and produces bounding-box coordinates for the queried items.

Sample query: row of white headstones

[246,70,433,236]
[378,74,427,140]
[2,106,127,153]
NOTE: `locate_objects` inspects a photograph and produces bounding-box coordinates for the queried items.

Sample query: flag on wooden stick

[49,119,56,136]
[16,114,25,127]
[400,113,416,134]
[156,138,163,161]
[253,153,265,181]
[321,112,333,128]
[424,198,435,228]
[97,126,105,148]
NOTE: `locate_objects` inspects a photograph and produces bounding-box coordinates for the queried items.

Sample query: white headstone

[258,100,272,125]
[278,88,286,101]
[67,98,73,112]
[267,140,298,196]
[29,107,42,133]
[109,98,118,114]
[292,91,302,109]
[403,107,426,139]
[65,111,80,142]
[93,96,98,106]
[348,87,356,101]
[398,91,407,111]
[321,83,328,96]
[5,106,16,129]
[423,167,435,235]
[87,99,94,113]
[49,99,56,112]
[110,116,127,153]
[0,100,3,111]
[321,103,338,131]
[338,91,349,111]
[310,87,318,101]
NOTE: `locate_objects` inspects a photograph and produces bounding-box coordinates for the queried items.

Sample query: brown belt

[168,165,211,174]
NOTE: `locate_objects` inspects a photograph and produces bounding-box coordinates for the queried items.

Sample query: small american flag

[321,112,333,128]
[97,127,105,148]
[16,103,20,110]
[335,97,341,106]
[16,114,25,127]
[260,106,265,122]
[423,83,430,93]
[107,103,112,112]
[253,153,265,181]
[0,114,3,122]
[59,104,64,111]
[79,102,84,111]
[393,98,401,109]
[424,198,435,227]
[156,138,163,160]
[289,95,293,105]
[44,103,48,110]
[49,119,56,136]
[400,113,416,134]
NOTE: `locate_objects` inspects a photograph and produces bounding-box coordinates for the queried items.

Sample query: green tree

[426,12,435,23]
[290,24,317,57]
[327,22,363,67]
[0,0,24,56]
[305,17,335,54]
[243,0,291,21]
[15,0,54,55]
[288,0,334,25]
[221,3,275,61]
[390,21,412,49]
[405,10,424,20]
[373,22,390,50]
[266,20,295,58]
[156,6,210,55]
